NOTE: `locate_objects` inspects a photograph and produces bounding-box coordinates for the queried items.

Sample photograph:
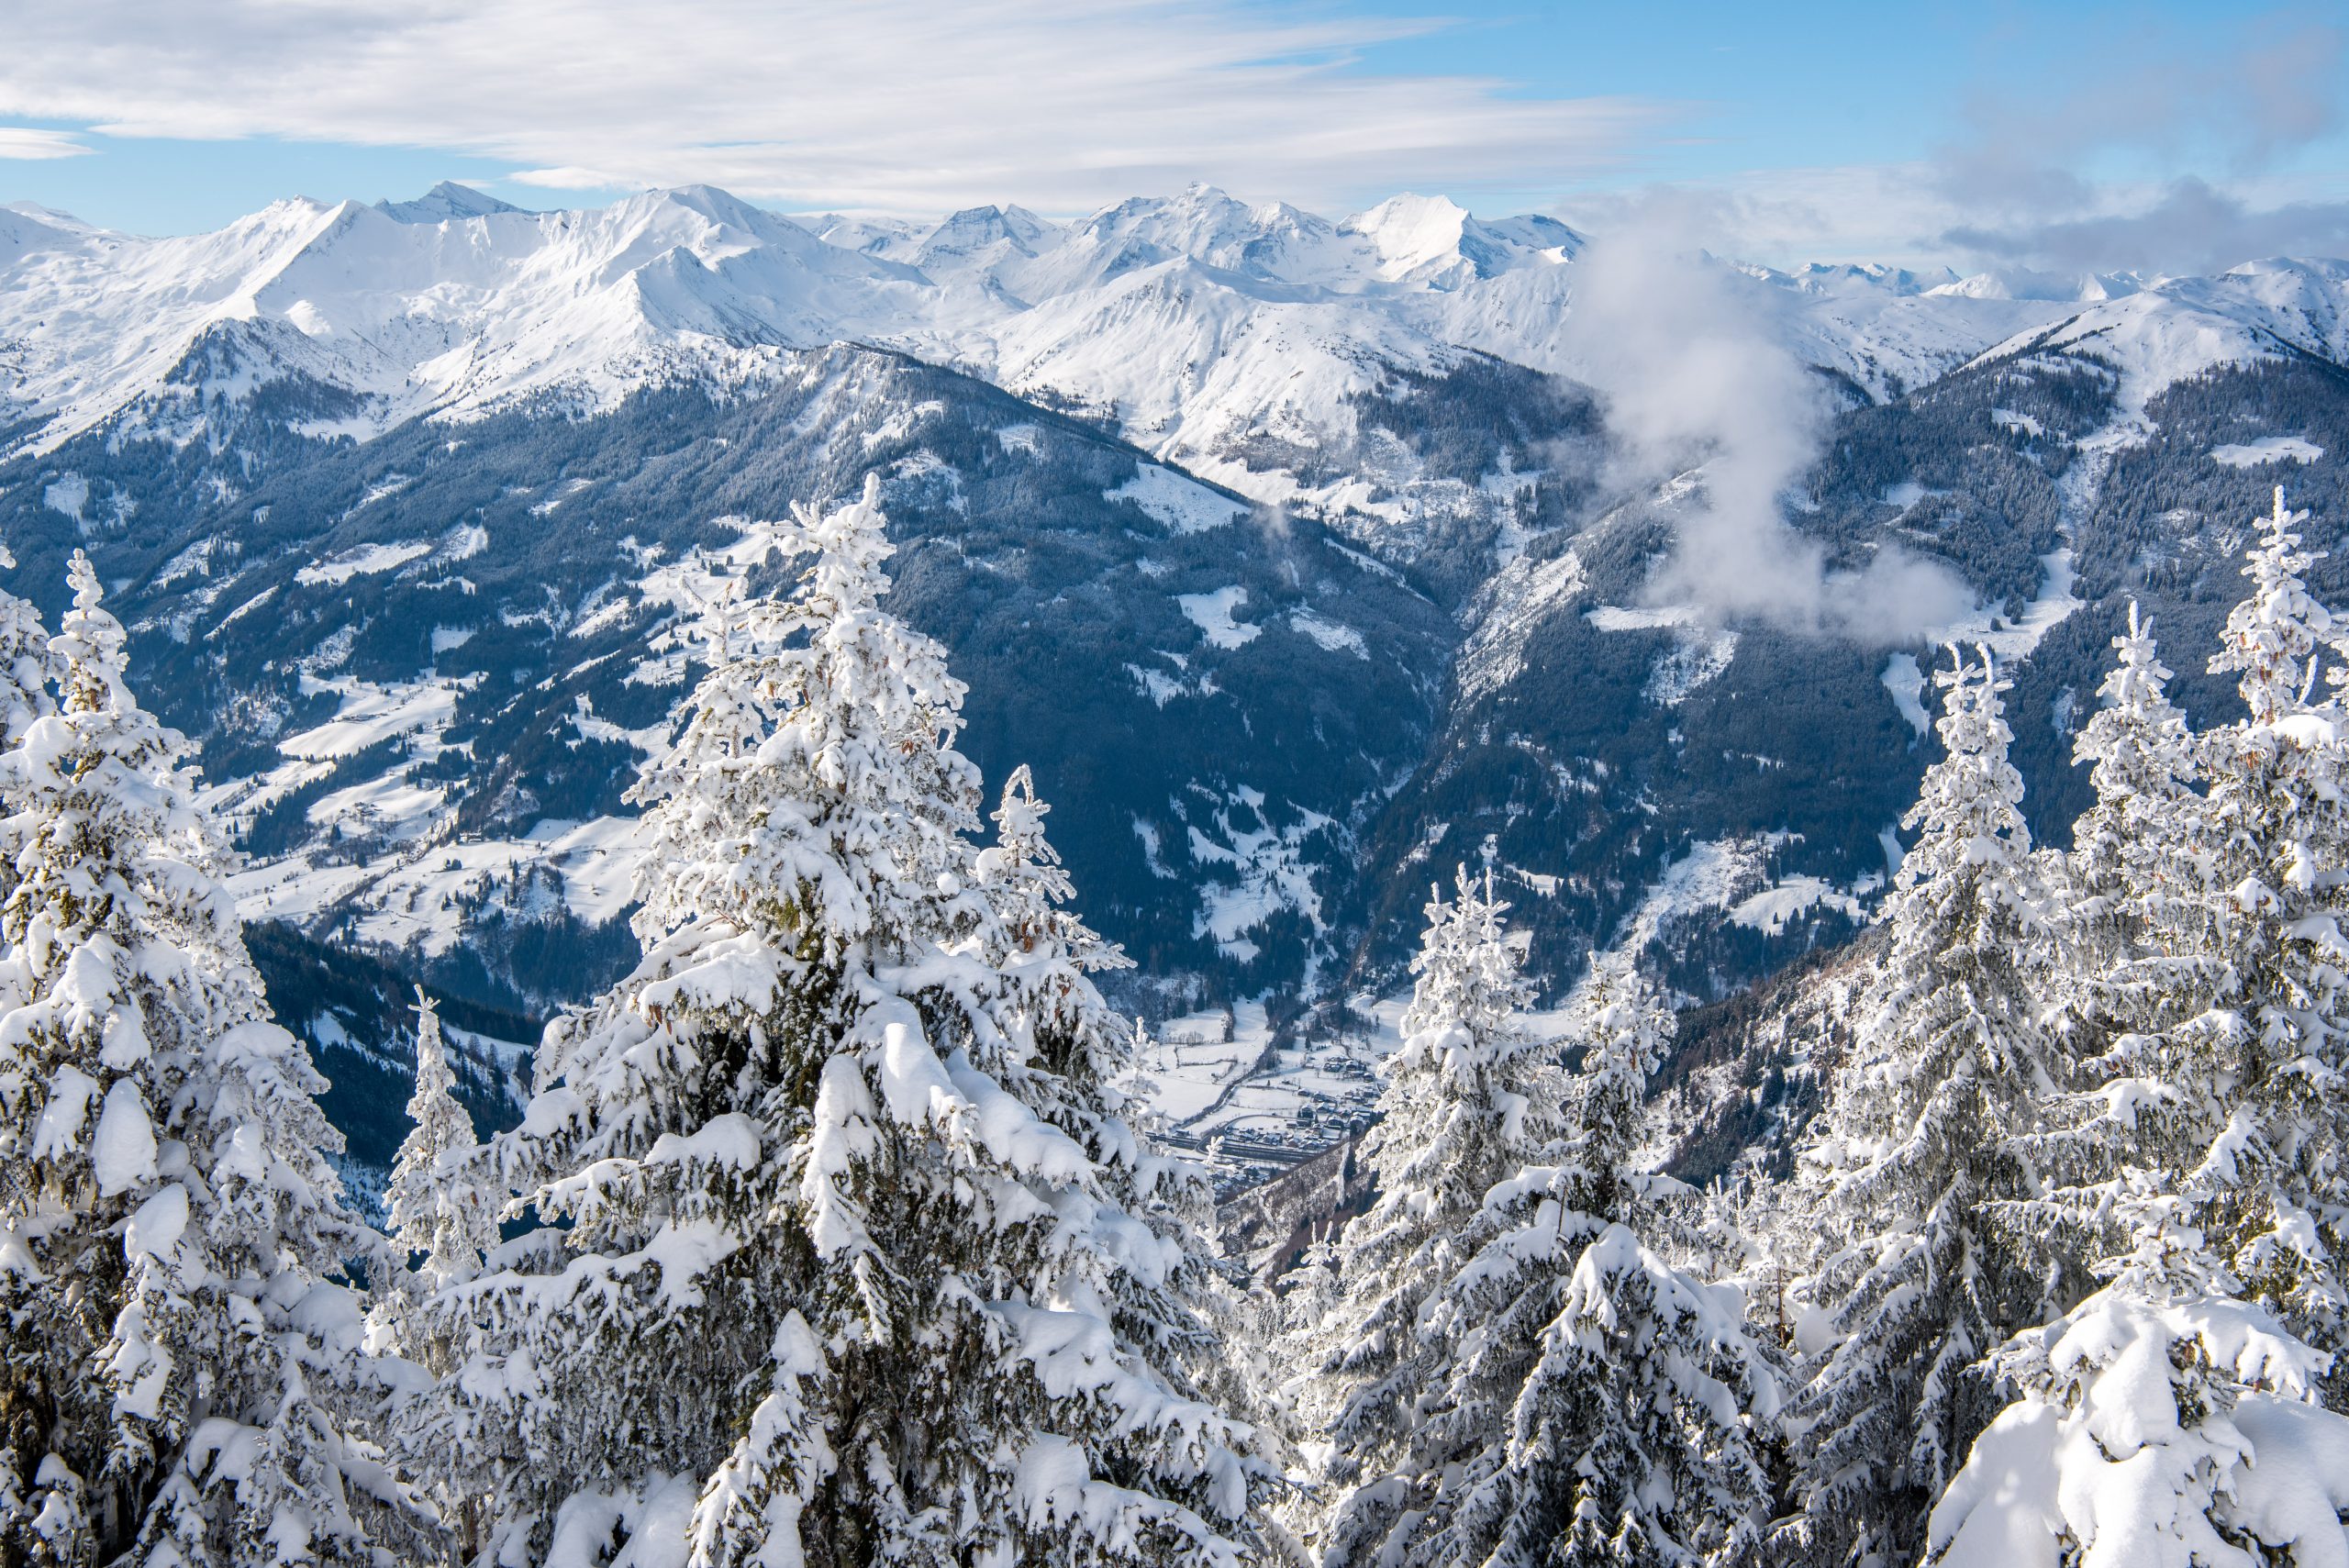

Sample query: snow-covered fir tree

[1929,1183,2349,1567]
[0,543,52,751]
[429,477,1262,1566]
[0,546,54,920]
[2057,601,2206,1031]
[378,991,499,1568]
[1391,952,1778,1568]
[975,762,1139,1097]
[976,761,1264,1462]
[1295,865,1562,1533]
[1788,645,2076,1566]
[0,555,426,1565]
[383,987,495,1308]
[2176,485,2349,1395]
[2037,489,2349,1419]
[2020,606,2226,1285]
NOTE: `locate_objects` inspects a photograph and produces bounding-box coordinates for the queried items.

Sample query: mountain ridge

[6,179,2347,1184]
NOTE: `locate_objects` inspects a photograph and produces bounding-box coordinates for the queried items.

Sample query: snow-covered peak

[1926,267,2144,303]
[1341,193,1475,284]
[1339,193,1576,288]
[0,182,954,453]
[1471,211,1586,262]
[910,204,1064,274]
[1972,255,2349,413]
[1,204,85,261]
[1765,261,1959,297]
[1050,183,1342,285]
[796,212,927,258]
[3,200,106,238]
[375,182,524,225]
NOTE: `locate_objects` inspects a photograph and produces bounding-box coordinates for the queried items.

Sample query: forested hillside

[6,480,2349,1563]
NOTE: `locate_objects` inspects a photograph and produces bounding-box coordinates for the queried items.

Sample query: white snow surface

[13,179,2314,515]
[1106,463,1248,534]
[1882,652,1932,736]
[2211,435,2325,467]
[1728,876,1865,937]
[1931,1288,2349,1568]
[295,539,434,586]
[1176,586,1261,651]
[1287,608,1368,658]
[1914,549,2084,662]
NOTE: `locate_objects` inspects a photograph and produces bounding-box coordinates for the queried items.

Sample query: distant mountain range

[21,180,2343,464]
[4,180,2345,1183]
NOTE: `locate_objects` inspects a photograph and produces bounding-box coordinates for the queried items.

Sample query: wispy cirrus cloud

[0,127,93,161]
[0,0,1669,214]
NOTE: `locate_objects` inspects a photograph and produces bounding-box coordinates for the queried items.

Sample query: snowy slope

[0,180,2061,476]
[1974,257,2349,417]
[6,178,2342,542]
[0,185,947,451]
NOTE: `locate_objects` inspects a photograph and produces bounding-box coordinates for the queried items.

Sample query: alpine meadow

[6,3,2349,1563]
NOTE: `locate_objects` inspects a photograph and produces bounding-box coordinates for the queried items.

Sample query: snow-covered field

[2211,434,2325,467]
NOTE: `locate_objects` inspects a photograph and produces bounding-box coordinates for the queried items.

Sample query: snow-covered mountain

[6,176,2349,1184]
[14,179,2343,513]
[1975,256,2349,417]
[0,183,2054,466]
[21,179,2342,541]
[0,186,936,450]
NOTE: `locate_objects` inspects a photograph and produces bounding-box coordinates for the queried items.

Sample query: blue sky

[3,1,2343,271]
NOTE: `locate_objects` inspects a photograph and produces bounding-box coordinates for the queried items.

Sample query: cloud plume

[1564,199,1975,643]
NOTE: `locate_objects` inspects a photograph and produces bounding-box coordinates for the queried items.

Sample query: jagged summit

[4,176,2343,474]
[374,180,525,224]
[2,199,102,232]
[1339,192,1582,286]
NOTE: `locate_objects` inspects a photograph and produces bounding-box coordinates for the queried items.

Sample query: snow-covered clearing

[1176,585,1262,649]
[1587,602,1700,632]
[1729,875,1866,937]
[296,539,433,586]
[1288,608,1367,658]
[1108,463,1248,534]
[2210,435,2323,467]
[1882,652,1931,735]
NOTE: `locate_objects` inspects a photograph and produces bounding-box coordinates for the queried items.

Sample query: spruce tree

[0,543,52,749]
[383,987,495,1306]
[2180,486,2349,1393]
[1406,954,1777,1568]
[2022,606,2221,1280]
[1929,1187,2349,1568]
[1297,864,1564,1551]
[0,555,425,1565]
[2059,602,2205,1028]
[0,547,54,920]
[1788,646,2075,1565]
[2040,490,2349,1416]
[433,478,1261,1566]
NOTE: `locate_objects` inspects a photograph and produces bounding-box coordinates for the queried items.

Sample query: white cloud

[1563,18,2349,275]
[0,0,1668,214]
[1561,198,1974,641]
[1565,164,1965,271]
[0,127,92,161]
[1569,160,2349,277]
